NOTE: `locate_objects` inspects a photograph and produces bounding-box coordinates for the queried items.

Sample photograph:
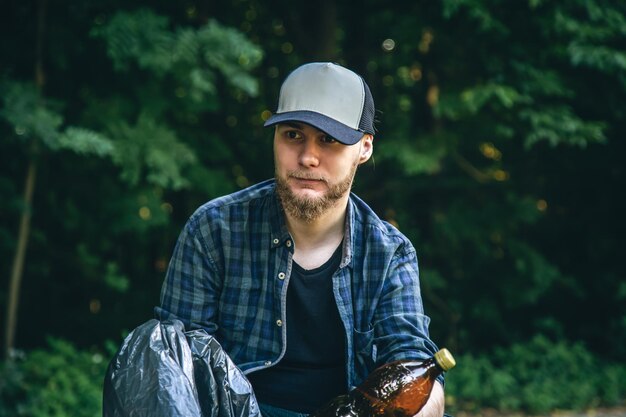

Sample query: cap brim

[264,110,364,145]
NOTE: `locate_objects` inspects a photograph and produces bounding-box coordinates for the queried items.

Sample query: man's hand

[414,381,445,417]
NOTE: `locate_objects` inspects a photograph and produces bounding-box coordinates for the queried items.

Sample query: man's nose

[298,139,320,167]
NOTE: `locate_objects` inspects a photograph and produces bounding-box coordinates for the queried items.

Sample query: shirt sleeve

[372,242,445,384]
[154,216,222,334]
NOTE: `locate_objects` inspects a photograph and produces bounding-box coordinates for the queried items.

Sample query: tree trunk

[3,0,46,359]
[4,161,37,359]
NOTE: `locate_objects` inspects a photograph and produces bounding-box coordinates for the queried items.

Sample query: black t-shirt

[247,244,346,413]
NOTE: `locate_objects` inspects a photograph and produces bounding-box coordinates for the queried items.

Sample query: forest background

[1,0,625,416]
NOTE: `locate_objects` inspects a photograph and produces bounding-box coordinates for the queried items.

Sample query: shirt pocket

[353,327,376,382]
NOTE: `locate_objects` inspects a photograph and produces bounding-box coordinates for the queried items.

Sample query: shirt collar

[268,181,355,267]
[340,195,355,268]
[269,184,292,249]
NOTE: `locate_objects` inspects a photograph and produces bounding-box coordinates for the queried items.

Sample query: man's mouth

[289,173,326,184]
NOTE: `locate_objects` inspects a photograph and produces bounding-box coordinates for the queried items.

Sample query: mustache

[287,170,327,183]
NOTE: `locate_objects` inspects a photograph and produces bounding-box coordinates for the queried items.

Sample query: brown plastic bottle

[310,348,456,417]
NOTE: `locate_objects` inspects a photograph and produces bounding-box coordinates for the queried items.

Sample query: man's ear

[359,134,374,164]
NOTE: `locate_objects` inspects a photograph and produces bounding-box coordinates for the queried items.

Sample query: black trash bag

[186,329,260,417]
[103,319,260,417]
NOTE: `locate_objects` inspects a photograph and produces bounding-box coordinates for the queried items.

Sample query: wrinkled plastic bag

[103,319,260,417]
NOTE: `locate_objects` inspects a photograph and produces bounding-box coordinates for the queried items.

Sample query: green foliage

[377,133,451,175]
[0,81,119,158]
[442,0,509,34]
[0,81,63,148]
[520,106,607,148]
[1,2,626,416]
[437,83,529,120]
[91,9,173,74]
[108,113,197,190]
[1,336,623,417]
[0,339,108,417]
[91,9,263,101]
[74,243,130,292]
[360,0,626,362]
[103,262,130,293]
[432,0,618,151]
[57,127,114,157]
[0,1,265,352]
[555,3,626,79]
[446,336,626,414]
[194,21,263,96]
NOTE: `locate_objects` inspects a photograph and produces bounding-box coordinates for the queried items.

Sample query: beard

[275,161,359,223]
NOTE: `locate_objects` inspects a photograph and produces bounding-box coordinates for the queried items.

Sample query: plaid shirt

[155,179,440,389]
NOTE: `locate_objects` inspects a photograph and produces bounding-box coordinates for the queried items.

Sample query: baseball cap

[264,62,376,145]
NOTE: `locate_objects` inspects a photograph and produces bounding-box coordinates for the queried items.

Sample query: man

[155,62,445,416]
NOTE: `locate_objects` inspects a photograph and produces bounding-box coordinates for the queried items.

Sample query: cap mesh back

[358,79,376,135]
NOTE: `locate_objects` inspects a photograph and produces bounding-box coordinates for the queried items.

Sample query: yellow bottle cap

[434,348,456,371]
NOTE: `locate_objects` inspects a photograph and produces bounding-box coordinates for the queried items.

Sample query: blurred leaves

[0,3,263,355]
[555,3,626,77]
[103,262,130,293]
[0,82,116,156]
[0,4,625,415]
[422,0,621,153]
[108,113,196,190]
[91,9,263,101]
[57,128,114,157]
[377,133,450,175]
[0,339,107,417]
[0,82,63,148]
[521,106,607,148]
[446,335,626,413]
[436,83,529,120]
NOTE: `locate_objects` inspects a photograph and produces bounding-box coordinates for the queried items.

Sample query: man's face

[273,122,372,223]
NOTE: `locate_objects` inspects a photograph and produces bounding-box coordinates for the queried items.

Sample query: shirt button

[276,319,283,327]
[264,361,272,366]
[272,238,279,245]
[278,272,285,280]
[286,240,292,247]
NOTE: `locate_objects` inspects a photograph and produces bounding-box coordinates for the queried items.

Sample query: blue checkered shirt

[155,179,440,389]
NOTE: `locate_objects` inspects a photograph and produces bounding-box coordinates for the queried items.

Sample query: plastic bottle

[310,348,456,417]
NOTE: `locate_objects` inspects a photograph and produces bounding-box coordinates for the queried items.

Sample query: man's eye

[286,131,301,139]
[321,135,337,144]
